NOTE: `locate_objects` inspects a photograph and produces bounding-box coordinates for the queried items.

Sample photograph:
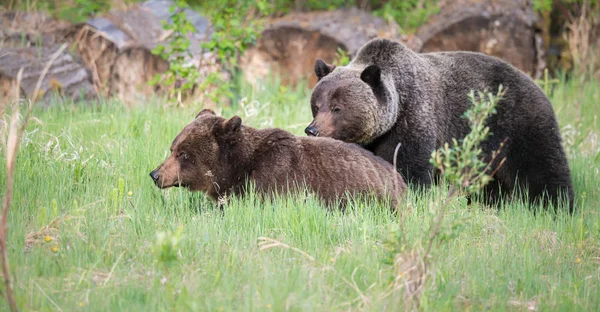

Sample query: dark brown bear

[149,109,407,210]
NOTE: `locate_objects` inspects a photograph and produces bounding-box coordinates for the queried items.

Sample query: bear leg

[509,149,574,213]
[521,177,574,213]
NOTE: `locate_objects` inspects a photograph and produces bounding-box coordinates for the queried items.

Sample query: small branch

[471,137,508,184]
[554,0,574,22]
[488,157,506,180]
[423,185,457,258]
[0,68,24,312]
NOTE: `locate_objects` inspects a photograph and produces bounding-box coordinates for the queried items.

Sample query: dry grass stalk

[394,250,429,311]
[73,27,105,94]
[0,42,68,312]
[257,237,373,308]
[533,230,558,252]
[33,281,63,312]
[0,68,23,312]
[564,0,597,76]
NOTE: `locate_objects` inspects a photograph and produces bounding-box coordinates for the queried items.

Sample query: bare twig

[471,137,508,187]
[423,185,457,259]
[424,138,507,259]
[0,42,68,312]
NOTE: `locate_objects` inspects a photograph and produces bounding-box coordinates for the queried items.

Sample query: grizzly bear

[150,109,406,210]
[306,38,574,212]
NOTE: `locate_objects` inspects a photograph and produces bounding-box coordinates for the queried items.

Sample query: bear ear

[360,65,381,89]
[314,58,336,81]
[195,108,216,119]
[223,115,242,134]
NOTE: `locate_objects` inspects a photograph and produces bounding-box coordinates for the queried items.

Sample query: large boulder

[239,8,403,88]
[69,0,217,106]
[407,0,545,78]
[0,11,96,106]
[241,0,547,87]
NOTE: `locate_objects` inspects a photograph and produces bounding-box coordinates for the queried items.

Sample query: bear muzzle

[149,166,182,189]
[150,169,160,183]
[305,125,319,137]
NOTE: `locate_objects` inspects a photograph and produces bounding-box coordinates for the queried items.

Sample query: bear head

[305,58,398,145]
[149,109,245,196]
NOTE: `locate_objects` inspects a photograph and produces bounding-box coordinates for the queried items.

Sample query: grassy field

[0,74,599,311]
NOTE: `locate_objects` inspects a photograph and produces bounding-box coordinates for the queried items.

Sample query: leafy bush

[373,0,440,32]
[151,0,271,105]
[150,0,201,105]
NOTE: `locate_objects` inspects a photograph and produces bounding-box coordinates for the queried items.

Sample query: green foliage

[57,0,109,23]
[195,0,439,34]
[373,0,440,32]
[430,86,505,195]
[333,47,351,66]
[153,227,185,266]
[532,0,597,13]
[150,0,271,105]
[269,0,353,12]
[196,0,271,103]
[150,0,201,106]
[536,68,561,96]
[533,0,554,13]
[199,1,271,69]
[12,0,116,23]
[187,0,352,13]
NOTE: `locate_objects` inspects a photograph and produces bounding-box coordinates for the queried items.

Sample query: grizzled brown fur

[307,38,574,212]
[150,109,406,210]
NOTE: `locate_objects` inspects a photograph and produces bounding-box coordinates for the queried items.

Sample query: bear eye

[332,107,341,113]
[178,151,188,160]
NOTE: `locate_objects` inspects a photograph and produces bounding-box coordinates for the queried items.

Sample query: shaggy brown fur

[307,38,574,212]
[150,109,406,210]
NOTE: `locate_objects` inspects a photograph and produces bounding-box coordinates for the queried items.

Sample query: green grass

[1,75,599,311]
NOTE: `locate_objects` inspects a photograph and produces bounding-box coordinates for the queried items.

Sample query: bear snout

[149,158,182,189]
[149,169,160,183]
[305,125,319,137]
